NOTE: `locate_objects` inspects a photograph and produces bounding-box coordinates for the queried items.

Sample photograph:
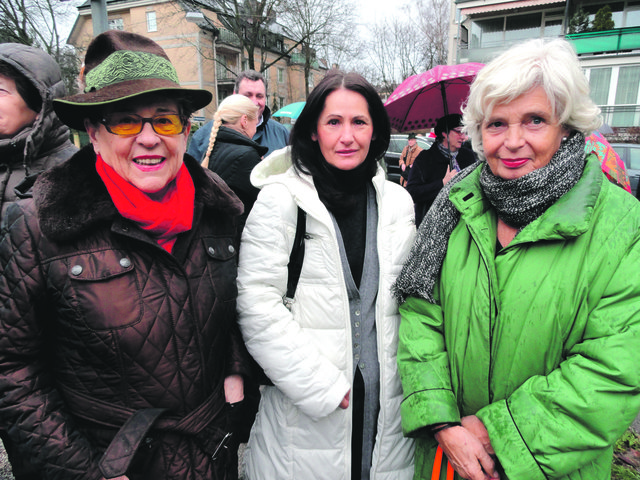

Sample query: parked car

[610,143,640,197]
[382,134,434,183]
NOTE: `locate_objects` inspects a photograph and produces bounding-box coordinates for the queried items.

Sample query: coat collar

[33,145,244,241]
[450,154,602,243]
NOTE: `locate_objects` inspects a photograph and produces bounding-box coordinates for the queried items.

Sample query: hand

[224,374,244,404]
[435,426,499,480]
[339,390,350,409]
[443,166,457,185]
[462,415,495,455]
[101,476,129,480]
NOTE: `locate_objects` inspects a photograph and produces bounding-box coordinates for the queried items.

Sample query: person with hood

[236,70,415,480]
[0,31,249,480]
[394,38,640,480]
[406,114,475,225]
[188,70,289,162]
[0,43,77,218]
[0,42,77,480]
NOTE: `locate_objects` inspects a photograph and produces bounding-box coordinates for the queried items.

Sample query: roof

[460,0,564,15]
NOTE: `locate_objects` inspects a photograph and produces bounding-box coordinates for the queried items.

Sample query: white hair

[462,38,602,161]
[202,94,258,168]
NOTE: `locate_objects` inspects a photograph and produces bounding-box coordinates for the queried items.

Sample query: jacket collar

[33,145,243,242]
[217,126,269,156]
[450,154,602,243]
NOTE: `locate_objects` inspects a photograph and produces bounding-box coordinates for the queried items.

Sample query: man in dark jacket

[0,43,77,480]
[188,70,289,162]
[406,114,476,225]
[0,43,77,218]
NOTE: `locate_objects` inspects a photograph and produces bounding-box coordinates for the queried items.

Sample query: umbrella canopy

[586,131,631,193]
[273,101,306,119]
[385,63,484,133]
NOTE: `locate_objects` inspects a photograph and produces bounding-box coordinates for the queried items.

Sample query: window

[589,68,612,105]
[277,67,284,83]
[613,65,640,125]
[505,13,542,43]
[279,97,285,109]
[146,11,157,32]
[108,18,124,31]
[470,10,562,49]
[625,3,640,27]
[471,18,503,48]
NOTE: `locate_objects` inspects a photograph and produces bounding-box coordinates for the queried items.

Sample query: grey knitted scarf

[393,132,586,304]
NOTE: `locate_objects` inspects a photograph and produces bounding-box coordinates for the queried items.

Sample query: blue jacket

[188,105,289,162]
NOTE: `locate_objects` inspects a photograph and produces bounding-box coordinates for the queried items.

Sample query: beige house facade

[68,0,326,122]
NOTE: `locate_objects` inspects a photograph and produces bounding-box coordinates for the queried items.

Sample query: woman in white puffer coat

[237,71,416,480]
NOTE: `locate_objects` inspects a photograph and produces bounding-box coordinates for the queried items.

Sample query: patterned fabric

[586,131,631,192]
[393,133,586,304]
[85,50,179,92]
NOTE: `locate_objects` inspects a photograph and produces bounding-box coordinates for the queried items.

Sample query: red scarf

[95,154,195,253]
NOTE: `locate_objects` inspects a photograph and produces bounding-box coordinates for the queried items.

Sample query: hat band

[84,50,179,93]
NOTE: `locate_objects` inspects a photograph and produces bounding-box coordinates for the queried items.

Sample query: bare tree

[415,0,448,69]
[179,0,305,73]
[278,0,357,96]
[0,0,80,93]
[363,16,425,94]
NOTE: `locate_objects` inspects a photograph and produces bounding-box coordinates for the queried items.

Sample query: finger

[478,452,498,479]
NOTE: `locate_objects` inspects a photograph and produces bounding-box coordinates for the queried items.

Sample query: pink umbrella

[586,131,631,193]
[384,63,484,133]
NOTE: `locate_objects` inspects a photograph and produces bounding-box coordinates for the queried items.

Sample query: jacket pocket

[203,236,238,303]
[66,249,143,331]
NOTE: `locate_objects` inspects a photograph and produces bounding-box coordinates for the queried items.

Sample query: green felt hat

[54,30,212,131]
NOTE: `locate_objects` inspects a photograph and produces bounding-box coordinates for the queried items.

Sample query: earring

[561,137,568,142]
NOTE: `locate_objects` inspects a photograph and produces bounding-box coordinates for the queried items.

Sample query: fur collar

[34,145,244,241]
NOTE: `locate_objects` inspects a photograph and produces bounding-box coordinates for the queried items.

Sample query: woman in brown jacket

[0,31,249,480]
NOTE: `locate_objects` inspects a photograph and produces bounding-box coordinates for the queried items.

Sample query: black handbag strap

[284,206,306,304]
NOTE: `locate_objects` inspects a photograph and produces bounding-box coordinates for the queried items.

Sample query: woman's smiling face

[86,97,190,194]
[312,88,374,171]
[482,86,569,180]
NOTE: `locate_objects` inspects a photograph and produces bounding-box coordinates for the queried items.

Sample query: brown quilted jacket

[0,146,247,480]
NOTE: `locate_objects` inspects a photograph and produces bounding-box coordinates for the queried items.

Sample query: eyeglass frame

[99,113,189,136]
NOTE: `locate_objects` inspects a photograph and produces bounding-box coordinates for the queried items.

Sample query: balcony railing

[217,28,241,47]
[599,105,640,128]
[457,35,564,63]
[289,52,319,68]
[216,66,239,82]
[566,27,640,55]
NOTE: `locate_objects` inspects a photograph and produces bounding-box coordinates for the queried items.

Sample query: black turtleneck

[314,161,373,288]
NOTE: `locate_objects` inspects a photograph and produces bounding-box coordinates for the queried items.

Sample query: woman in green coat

[393,38,640,480]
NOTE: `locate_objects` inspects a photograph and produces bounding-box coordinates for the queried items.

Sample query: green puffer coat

[398,154,640,480]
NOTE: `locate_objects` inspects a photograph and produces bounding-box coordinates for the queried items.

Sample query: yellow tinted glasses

[101,113,188,136]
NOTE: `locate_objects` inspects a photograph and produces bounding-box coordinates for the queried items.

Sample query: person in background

[0,31,249,480]
[0,43,77,218]
[0,42,78,480]
[201,94,268,232]
[236,70,416,480]
[394,38,640,480]
[188,70,289,162]
[399,132,422,187]
[406,114,475,225]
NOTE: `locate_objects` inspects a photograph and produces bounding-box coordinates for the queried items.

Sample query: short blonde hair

[462,38,602,162]
[202,94,259,168]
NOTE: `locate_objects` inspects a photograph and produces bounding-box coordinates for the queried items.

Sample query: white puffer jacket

[237,147,416,479]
